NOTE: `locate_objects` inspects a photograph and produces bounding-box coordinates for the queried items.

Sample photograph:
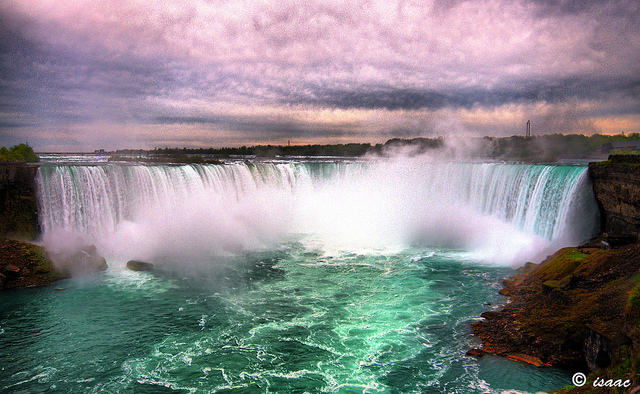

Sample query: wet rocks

[480,311,502,320]
[49,243,109,275]
[126,260,154,272]
[466,348,485,357]
[506,353,546,367]
[0,238,70,290]
[0,237,113,290]
[498,288,511,296]
[473,243,640,372]
[3,263,20,276]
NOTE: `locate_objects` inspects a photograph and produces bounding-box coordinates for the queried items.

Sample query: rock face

[0,164,39,239]
[473,245,640,371]
[48,244,109,275]
[126,260,154,272]
[466,348,485,357]
[589,155,640,237]
[0,238,70,290]
[0,238,110,290]
[584,325,614,371]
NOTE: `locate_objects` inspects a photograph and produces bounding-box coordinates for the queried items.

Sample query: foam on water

[0,245,575,392]
[36,157,599,268]
[7,156,600,392]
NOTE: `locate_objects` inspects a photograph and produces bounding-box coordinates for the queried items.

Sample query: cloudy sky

[1,0,639,151]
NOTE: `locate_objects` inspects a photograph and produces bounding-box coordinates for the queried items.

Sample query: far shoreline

[29,132,640,163]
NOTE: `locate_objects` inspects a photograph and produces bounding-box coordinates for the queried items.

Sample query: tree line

[133,133,640,161]
[0,144,39,163]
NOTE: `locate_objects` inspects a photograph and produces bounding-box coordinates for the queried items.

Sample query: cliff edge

[472,155,640,392]
[589,154,640,239]
[0,163,108,289]
[0,238,70,290]
[473,245,640,371]
[0,163,39,240]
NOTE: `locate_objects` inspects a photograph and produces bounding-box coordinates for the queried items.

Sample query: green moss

[589,159,640,167]
[0,143,39,162]
[535,248,588,282]
[0,238,70,289]
[626,280,640,324]
[583,345,640,394]
[611,149,640,155]
[589,160,612,168]
[628,274,640,308]
[563,248,590,261]
[540,247,640,393]
[542,279,560,288]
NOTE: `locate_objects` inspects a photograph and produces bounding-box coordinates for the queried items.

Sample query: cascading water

[0,156,600,393]
[36,158,599,265]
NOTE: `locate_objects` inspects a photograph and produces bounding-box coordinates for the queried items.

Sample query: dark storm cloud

[0,121,26,128]
[273,76,640,112]
[154,113,360,138]
[285,88,448,111]
[529,0,640,17]
[0,0,638,150]
[464,77,640,108]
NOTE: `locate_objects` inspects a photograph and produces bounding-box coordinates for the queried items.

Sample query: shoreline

[470,155,640,388]
[470,238,640,391]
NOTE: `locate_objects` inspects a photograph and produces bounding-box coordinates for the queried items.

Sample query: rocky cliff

[0,163,39,240]
[472,156,640,392]
[0,238,70,290]
[473,245,640,372]
[0,163,109,290]
[589,155,640,238]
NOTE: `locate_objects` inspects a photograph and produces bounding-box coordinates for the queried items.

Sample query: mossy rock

[626,277,640,324]
[477,242,640,373]
[48,244,109,275]
[95,257,108,271]
[589,159,612,168]
[126,260,154,272]
[0,238,70,289]
[542,280,560,293]
[516,261,538,274]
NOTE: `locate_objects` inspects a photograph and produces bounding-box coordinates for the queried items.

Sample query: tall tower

[526,120,531,137]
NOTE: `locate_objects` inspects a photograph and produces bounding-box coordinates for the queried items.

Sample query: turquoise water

[1,158,599,392]
[0,245,572,393]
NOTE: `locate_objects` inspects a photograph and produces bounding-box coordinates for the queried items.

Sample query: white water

[36,157,600,267]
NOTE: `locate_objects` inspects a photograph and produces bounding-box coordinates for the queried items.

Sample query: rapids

[0,156,600,393]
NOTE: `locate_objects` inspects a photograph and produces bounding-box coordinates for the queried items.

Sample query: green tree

[0,143,39,162]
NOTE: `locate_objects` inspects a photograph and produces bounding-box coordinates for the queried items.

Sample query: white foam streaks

[36,158,600,266]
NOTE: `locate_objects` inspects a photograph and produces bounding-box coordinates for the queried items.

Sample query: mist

[36,154,600,273]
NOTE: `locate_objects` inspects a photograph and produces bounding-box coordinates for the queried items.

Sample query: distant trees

[0,143,39,162]
[150,143,378,158]
[121,133,640,161]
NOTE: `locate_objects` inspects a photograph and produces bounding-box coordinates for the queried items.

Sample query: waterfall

[36,163,304,237]
[36,159,600,265]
